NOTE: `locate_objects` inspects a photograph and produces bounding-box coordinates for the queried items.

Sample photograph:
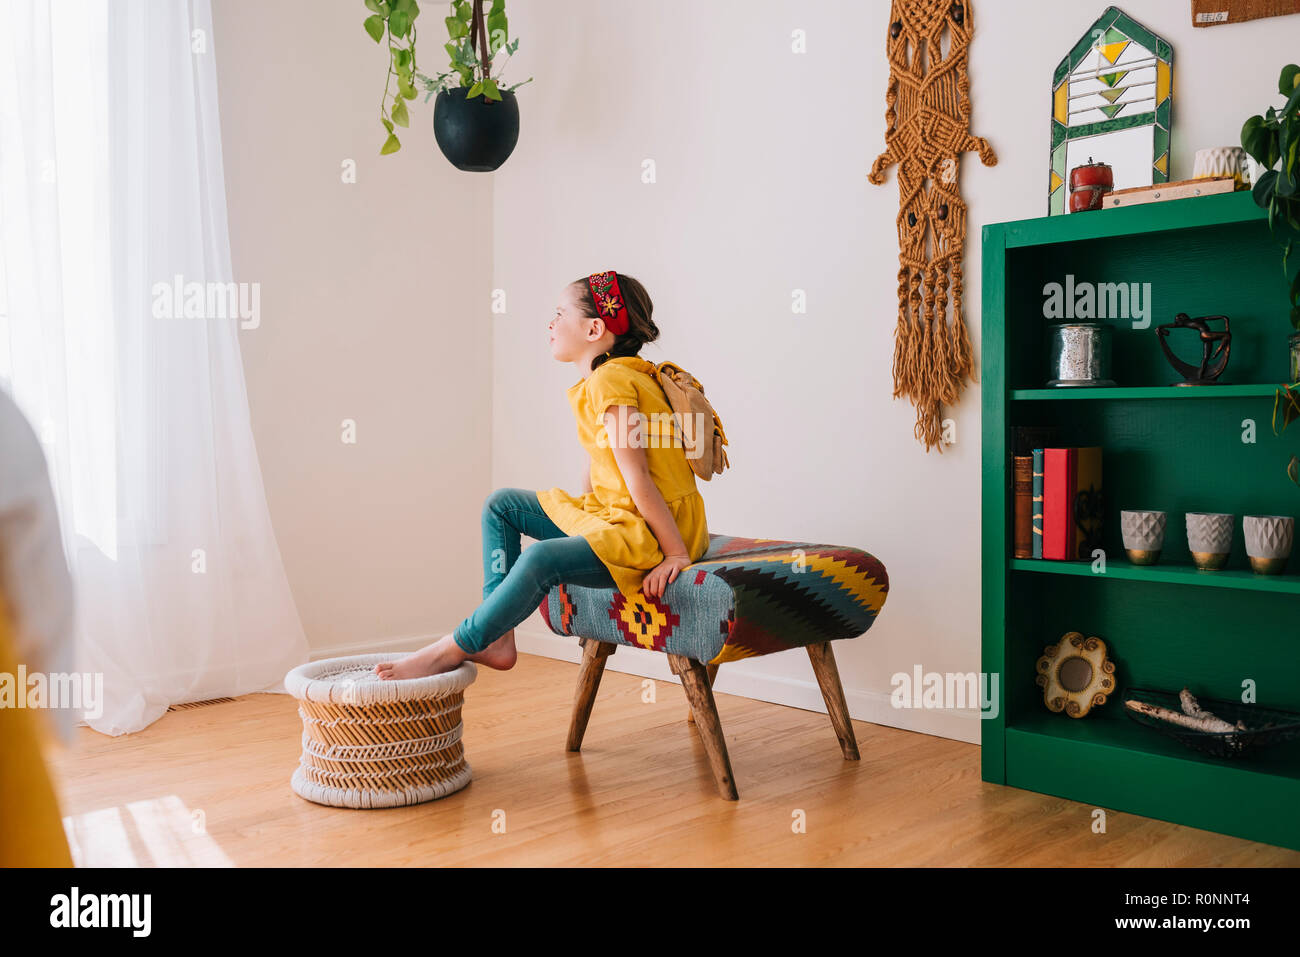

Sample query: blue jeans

[452,487,616,653]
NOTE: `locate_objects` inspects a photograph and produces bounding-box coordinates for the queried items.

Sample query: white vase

[1121,509,1166,565]
[1186,512,1234,570]
[1193,147,1247,188]
[1243,515,1294,575]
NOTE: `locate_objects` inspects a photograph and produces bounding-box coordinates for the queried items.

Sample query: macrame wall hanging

[868,0,996,452]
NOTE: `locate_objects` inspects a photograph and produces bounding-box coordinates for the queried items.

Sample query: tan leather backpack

[649,361,730,481]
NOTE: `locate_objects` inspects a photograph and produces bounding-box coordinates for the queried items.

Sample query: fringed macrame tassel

[949,261,977,385]
[868,0,996,452]
[914,398,944,453]
[891,266,911,400]
[919,263,937,411]
[931,265,955,406]
[908,267,925,398]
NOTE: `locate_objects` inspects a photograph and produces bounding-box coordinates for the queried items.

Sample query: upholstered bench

[538,533,889,800]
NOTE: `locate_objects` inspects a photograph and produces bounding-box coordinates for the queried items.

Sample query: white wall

[212,0,493,655]
[491,0,1299,743]
[211,0,1297,742]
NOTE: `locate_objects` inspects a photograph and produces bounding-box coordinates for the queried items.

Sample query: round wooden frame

[1035,631,1116,718]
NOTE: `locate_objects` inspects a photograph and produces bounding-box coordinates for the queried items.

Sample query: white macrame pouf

[284,654,477,809]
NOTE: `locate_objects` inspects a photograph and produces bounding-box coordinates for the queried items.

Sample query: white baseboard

[306,633,439,660]
[301,625,981,745]
[513,625,981,745]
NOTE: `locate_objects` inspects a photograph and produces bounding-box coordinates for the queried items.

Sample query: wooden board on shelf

[1103,176,1236,209]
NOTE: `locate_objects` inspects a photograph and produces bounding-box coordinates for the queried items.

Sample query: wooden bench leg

[567,638,616,752]
[806,641,860,760]
[685,663,719,723]
[669,653,738,800]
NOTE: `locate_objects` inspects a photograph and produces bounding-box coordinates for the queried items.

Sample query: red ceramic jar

[1069,160,1113,191]
[1070,189,1108,212]
[1068,158,1113,212]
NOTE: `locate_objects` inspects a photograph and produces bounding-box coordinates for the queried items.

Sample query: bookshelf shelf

[1011,557,1300,595]
[1008,708,1300,783]
[982,190,1300,851]
[1011,384,1282,401]
[999,189,1264,248]
[1005,712,1300,849]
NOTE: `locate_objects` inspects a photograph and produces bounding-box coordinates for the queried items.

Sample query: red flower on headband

[587,270,629,334]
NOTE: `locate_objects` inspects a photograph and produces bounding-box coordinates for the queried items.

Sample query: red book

[1043,447,1103,560]
[1043,448,1076,560]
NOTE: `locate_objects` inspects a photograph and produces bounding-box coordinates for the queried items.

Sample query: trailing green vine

[363,0,533,156]
[1274,383,1300,489]
[363,0,421,154]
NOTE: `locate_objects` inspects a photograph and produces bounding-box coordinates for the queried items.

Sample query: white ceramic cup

[1243,515,1294,575]
[1121,510,1166,565]
[1186,512,1234,570]
[1193,146,1247,187]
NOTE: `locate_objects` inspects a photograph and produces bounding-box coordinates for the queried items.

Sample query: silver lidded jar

[1047,322,1115,387]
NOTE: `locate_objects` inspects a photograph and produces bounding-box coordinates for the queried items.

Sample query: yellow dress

[537,356,710,601]
[0,594,74,867]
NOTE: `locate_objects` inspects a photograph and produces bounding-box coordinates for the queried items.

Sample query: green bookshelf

[981,190,1300,851]
[1012,384,1279,401]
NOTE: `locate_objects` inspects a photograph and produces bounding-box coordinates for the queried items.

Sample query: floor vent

[167,696,237,712]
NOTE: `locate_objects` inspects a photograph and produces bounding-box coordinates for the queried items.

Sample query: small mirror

[1036,632,1116,717]
[1058,655,1094,692]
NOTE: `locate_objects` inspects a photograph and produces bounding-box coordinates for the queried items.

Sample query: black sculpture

[1155,313,1231,386]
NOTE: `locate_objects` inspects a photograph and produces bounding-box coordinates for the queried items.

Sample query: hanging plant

[363,0,422,155]
[362,0,532,157]
[417,0,532,104]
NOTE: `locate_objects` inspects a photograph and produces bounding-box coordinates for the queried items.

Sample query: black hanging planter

[433,86,519,172]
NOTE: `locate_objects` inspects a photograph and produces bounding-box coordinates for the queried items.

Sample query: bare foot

[466,628,517,671]
[373,633,466,680]
[373,628,518,680]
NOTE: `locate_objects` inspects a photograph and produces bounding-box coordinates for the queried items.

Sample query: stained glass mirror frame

[1049,6,1173,215]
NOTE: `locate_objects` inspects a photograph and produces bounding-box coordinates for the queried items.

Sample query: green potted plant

[363,0,533,169]
[1258,382,1300,572]
[1275,383,1300,490]
[1241,63,1300,383]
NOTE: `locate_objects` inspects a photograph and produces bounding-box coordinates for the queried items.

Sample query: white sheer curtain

[0,0,308,734]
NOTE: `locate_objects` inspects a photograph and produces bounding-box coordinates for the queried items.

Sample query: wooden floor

[44,652,1299,866]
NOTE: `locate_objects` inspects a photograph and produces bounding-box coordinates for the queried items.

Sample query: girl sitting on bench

[376,270,709,680]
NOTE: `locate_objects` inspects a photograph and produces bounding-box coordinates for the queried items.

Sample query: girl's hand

[642,553,693,599]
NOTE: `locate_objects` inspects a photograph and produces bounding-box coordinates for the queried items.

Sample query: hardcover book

[1013,455,1033,559]
[1032,449,1045,559]
[1043,446,1103,561]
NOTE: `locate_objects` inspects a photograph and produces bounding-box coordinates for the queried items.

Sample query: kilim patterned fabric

[538,534,889,666]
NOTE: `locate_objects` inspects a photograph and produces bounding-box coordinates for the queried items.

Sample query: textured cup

[1192,146,1247,188]
[1186,512,1234,570]
[1121,510,1166,565]
[1243,515,1294,575]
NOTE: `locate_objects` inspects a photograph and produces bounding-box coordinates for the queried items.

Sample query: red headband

[587,270,629,336]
